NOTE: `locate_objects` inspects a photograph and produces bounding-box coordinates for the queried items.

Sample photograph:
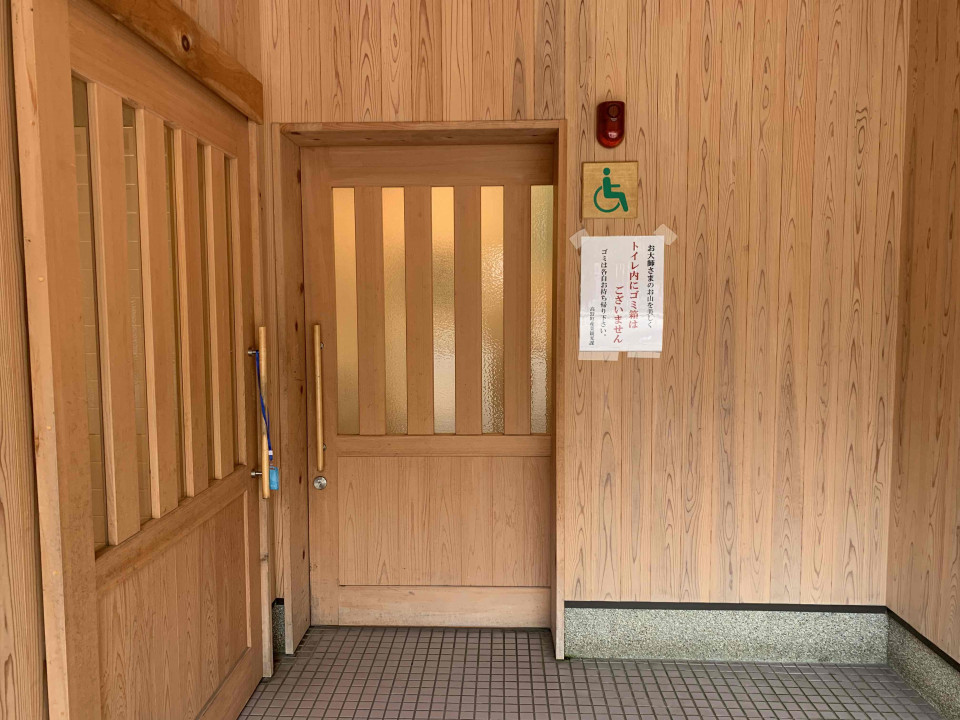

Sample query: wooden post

[0,0,46,714]
[11,0,102,716]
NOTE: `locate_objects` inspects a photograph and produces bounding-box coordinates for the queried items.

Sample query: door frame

[271,120,568,655]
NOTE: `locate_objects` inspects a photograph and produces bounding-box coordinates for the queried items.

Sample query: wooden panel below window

[96,490,259,718]
[339,455,551,587]
[338,585,550,627]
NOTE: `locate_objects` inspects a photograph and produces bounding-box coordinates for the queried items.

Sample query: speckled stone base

[272,600,285,654]
[564,607,888,664]
[889,616,960,720]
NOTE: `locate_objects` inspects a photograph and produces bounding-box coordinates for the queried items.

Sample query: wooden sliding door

[299,132,560,627]
[13,1,262,717]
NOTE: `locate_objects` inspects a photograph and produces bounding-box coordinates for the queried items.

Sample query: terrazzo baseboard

[272,600,285,654]
[564,606,888,664]
[888,615,960,720]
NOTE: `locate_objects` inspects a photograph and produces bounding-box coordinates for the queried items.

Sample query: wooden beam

[273,129,310,653]
[174,130,210,497]
[203,144,236,480]
[11,0,102,715]
[83,0,263,122]
[0,0,45,713]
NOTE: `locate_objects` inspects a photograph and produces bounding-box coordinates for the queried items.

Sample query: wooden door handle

[314,324,325,473]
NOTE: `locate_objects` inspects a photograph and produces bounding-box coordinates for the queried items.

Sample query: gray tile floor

[240,627,942,719]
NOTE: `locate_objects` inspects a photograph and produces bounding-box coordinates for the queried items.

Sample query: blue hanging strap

[253,349,278,491]
[253,349,273,460]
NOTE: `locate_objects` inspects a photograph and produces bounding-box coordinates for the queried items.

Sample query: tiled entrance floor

[240,627,941,719]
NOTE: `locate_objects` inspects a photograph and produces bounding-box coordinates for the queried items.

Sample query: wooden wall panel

[648,0,688,603]
[619,0,656,603]
[558,0,906,605]
[771,0,817,604]
[257,0,912,617]
[741,0,780,605]
[716,0,753,603]
[888,0,960,665]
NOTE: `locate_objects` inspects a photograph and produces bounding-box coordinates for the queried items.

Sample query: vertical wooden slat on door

[174,130,210,496]
[503,184,532,434]
[355,185,387,434]
[136,109,180,518]
[88,82,141,545]
[228,156,249,464]
[405,185,435,434]
[454,186,483,434]
[204,145,237,478]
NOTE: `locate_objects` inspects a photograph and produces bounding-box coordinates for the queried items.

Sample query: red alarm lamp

[597,101,625,148]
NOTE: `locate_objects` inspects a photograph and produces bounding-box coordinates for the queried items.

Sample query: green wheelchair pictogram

[593,167,629,214]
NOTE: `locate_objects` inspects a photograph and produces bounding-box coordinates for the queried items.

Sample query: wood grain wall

[887,0,960,666]
[256,0,911,609]
[0,0,47,717]
[564,0,908,605]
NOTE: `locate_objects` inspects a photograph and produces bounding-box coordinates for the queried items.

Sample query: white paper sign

[579,236,664,353]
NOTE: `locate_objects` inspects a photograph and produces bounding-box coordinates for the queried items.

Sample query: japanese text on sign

[580,236,664,353]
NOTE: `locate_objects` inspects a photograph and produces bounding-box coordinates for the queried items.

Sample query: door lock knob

[313,476,327,490]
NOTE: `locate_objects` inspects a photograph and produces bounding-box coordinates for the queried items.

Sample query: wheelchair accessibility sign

[582,162,638,219]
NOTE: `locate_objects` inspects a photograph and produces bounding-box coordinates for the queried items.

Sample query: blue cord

[253,350,274,462]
